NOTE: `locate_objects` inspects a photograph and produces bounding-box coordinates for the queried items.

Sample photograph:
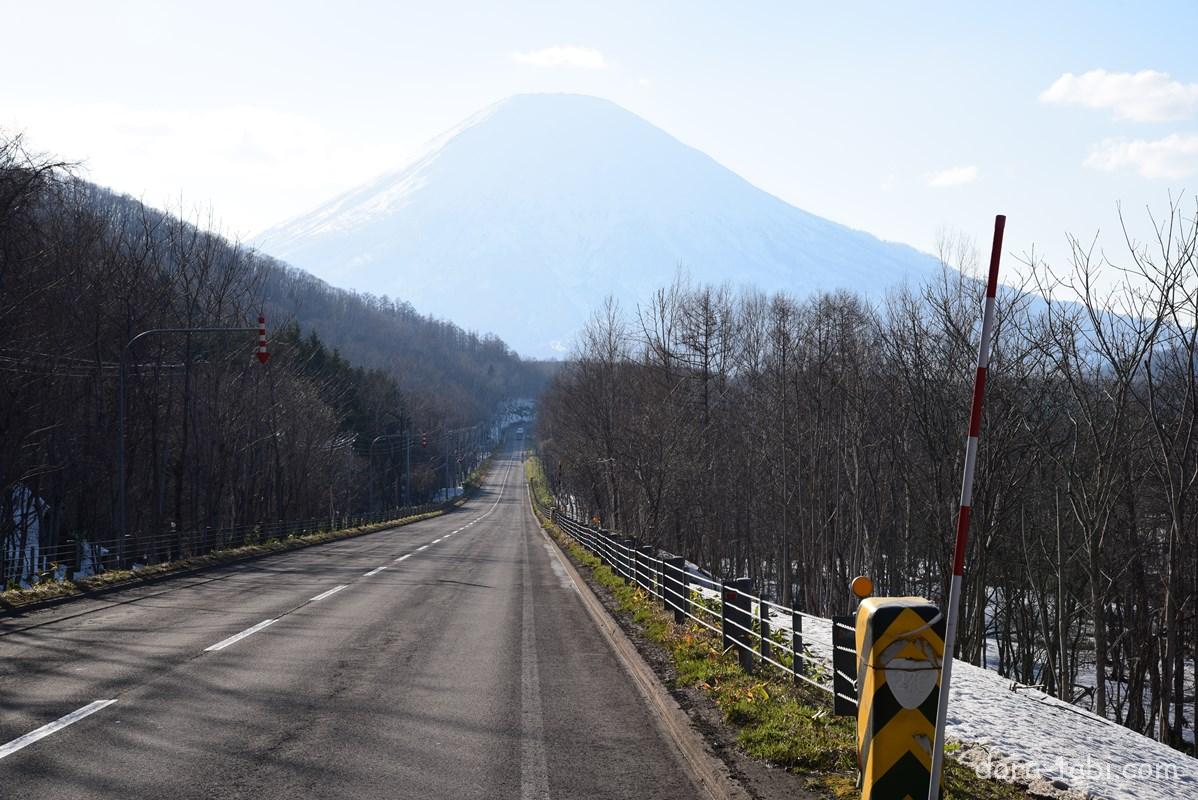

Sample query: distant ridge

[257,93,941,357]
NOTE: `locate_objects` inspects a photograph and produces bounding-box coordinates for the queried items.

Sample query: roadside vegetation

[526,457,1027,799]
[1,136,536,592]
[537,205,1198,748]
[2,441,495,609]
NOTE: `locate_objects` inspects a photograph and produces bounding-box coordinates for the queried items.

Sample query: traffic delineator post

[855,597,945,800]
[931,214,1006,799]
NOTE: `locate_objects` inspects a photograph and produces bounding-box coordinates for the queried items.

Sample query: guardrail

[534,491,854,709]
[3,502,442,588]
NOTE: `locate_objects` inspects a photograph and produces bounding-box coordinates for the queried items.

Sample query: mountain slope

[258,93,941,357]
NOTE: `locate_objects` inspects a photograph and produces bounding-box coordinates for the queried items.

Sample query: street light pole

[118,325,262,546]
[443,426,451,502]
[370,432,408,513]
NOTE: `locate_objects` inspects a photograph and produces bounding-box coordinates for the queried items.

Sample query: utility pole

[443,426,451,501]
[370,432,407,513]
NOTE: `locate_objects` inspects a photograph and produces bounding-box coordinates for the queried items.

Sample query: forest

[537,203,1198,749]
[0,135,544,588]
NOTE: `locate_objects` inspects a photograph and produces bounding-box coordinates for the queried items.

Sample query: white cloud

[2,103,397,236]
[1041,69,1198,123]
[925,165,978,188]
[1085,134,1198,179]
[510,46,607,70]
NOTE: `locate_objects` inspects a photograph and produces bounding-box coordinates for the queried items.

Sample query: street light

[369,432,410,512]
[117,323,265,547]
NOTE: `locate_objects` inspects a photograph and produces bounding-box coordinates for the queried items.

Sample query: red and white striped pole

[928,214,1005,800]
[256,315,269,364]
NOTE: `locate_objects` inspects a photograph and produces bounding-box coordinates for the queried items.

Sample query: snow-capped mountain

[256,94,941,357]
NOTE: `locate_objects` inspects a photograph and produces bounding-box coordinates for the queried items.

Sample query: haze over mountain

[257,94,942,357]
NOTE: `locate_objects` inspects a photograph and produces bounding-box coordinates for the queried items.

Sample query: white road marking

[364,566,387,577]
[416,545,428,551]
[542,541,578,593]
[432,537,442,544]
[394,554,411,562]
[0,700,117,760]
[204,618,277,652]
[520,530,550,799]
[309,584,349,602]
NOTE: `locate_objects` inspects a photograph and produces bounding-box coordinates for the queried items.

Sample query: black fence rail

[534,490,853,708]
[3,502,442,588]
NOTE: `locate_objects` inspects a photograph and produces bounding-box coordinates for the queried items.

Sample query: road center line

[416,545,428,551]
[0,700,117,761]
[204,618,278,652]
[394,554,411,562]
[364,566,387,577]
[308,584,349,602]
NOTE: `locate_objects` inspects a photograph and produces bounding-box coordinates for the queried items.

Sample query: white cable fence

[534,490,853,707]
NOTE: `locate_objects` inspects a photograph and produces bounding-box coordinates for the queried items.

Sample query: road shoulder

[531,500,825,800]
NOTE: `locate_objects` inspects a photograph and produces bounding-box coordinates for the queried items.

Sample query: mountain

[257,93,942,357]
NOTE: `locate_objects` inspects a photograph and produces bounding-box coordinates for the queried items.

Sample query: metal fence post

[639,545,654,595]
[658,554,668,610]
[792,608,804,682]
[621,538,636,585]
[760,595,771,664]
[631,539,641,588]
[722,577,754,673]
[665,557,687,624]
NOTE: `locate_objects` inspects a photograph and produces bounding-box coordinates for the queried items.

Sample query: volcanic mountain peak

[257,94,939,356]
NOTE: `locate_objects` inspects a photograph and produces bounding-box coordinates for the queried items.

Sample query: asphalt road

[0,447,701,799]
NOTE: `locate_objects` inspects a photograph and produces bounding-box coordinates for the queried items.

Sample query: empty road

[0,447,701,799]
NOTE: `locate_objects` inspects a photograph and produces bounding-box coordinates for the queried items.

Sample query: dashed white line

[0,700,118,760]
[204,618,278,652]
[195,462,515,661]
[309,584,349,602]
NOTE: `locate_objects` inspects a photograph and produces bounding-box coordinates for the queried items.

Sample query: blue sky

[3,0,1196,287]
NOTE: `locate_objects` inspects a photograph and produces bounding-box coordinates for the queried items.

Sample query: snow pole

[928,214,1005,800]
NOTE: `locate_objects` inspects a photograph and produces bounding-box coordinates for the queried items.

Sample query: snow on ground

[690,584,1198,799]
[942,656,1196,799]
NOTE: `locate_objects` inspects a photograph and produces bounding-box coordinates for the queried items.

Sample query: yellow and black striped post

[855,597,945,800]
